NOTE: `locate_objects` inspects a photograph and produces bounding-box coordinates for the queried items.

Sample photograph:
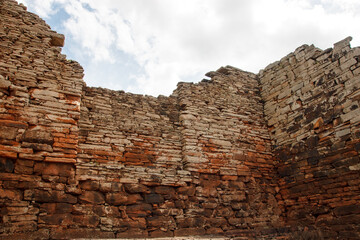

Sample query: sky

[18,0,360,97]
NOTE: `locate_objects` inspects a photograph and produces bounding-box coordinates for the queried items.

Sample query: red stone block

[0,126,18,140]
[315,214,333,225]
[0,189,22,201]
[125,217,147,229]
[0,172,41,182]
[106,192,142,205]
[126,203,152,217]
[147,215,175,228]
[124,152,146,160]
[210,158,226,165]
[73,215,100,227]
[79,191,104,204]
[22,130,54,145]
[124,183,150,193]
[50,115,77,125]
[47,152,77,159]
[256,144,267,152]
[155,186,176,197]
[2,206,29,216]
[0,119,28,128]
[5,181,38,191]
[44,157,75,164]
[229,180,245,190]
[334,205,360,216]
[0,150,17,159]
[177,185,196,196]
[205,217,227,227]
[35,162,74,177]
[79,180,100,191]
[14,162,33,174]
[18,152,45,161]
[39,213,72,225]
[222,175,238,181]
[93,205,120,217]
[65,94,81,102]
[53,142,77,149]
[22,142,53,152]
[40,203,73,214]
[177,217,205,228]
[145,193,164,204]
[0,145,32,154]
[52,133,66,138]
[34,190,77,203]
[206,227,223,235]
[57,137,77,144]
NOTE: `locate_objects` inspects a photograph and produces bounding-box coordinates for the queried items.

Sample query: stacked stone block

[1,0,83,239]
[260,37,360,239]
[1,0,360,239]
[72,67,281,238]
[0,1,282,239]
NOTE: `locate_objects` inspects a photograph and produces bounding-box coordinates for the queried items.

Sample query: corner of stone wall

[2,0,359,238]
[259,36,360,239]
[1,0,85,238]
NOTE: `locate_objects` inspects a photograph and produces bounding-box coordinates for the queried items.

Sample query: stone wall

[0,1,282,239]
[0,0,83,239]
[72,69,282,239]
[260,37,360,239]
[0,0,359,239]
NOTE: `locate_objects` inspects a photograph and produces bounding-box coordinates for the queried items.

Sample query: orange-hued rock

[78,191,105,204]
[36,162,74,177]
[105,192,142,205]
[1,0,360,239]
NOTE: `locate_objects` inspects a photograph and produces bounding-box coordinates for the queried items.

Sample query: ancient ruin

[0,0,359,239]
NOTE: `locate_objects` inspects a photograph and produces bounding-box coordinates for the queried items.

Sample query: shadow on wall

[0,0,360,239]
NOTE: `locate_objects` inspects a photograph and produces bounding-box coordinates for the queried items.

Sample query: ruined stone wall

[1,0,360,239]
[172,69,281,235]
[72,68,281,239]
[260,37,360,239]
[0,1,282,239]
[75,88,187,238]
[0,0,84,239]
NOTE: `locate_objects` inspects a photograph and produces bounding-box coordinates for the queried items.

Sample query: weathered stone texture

[0,0,359,239]
[0,1,280,238]
[74,68,280,238]
[260,37,360,239]
[0,0,83,237]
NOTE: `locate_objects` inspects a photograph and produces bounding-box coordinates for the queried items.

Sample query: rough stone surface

[0,0,359,239]
[260,37,360,239]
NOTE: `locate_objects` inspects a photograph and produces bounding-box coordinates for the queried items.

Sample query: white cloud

[17,0,360,96]
[17,0,66,18]
[62,1,116,62]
